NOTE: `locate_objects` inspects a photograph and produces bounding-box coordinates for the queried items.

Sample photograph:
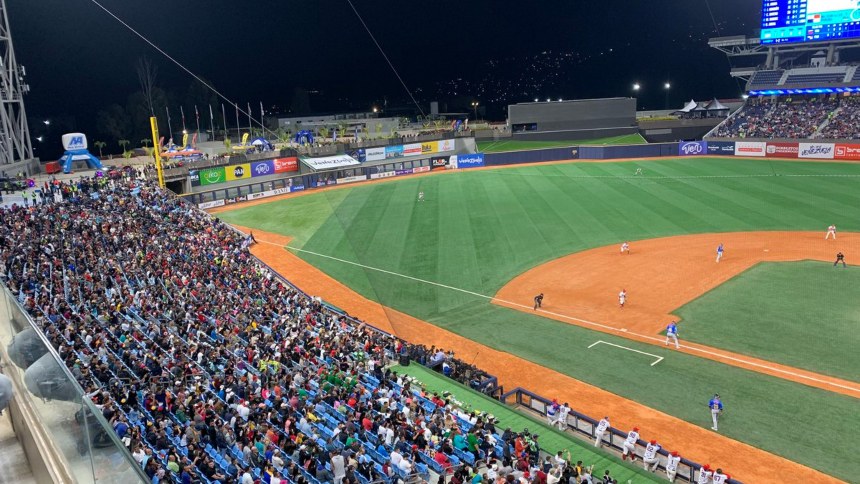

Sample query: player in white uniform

[593,416,610,448]
[556,402,570,430]
[618,289,627,308]
[418,191,425,202]
[825,224,836,239]
[711,469,730,484]
[665,321,679,349]
[620,426,639,461]
[665,451,681,482]
[642,439,661,472]
[697,464,713,484]
[620,242,630,254]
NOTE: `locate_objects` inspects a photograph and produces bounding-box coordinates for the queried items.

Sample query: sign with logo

[251,160,275,177]
[413,166,431,173]
[337,175,367,185]
[365,147,386,161]
[395,168,414,176]
[457,153,485,168]
[835,144,860,160]
[189,170,201,187]
[798,142,834,159]
[765,142,799,158]
[370,171,396,179]
[274,157,298,173]
[706,141,735,155]
[734,141,766,157]
[678,141,707,156]
[403,143,423,156]
[437,139,455,152]
[198,200,226,209]
[421,142,438,153]
[301,154,360,170]
[385,145,404,159]
[348,149,367,163]
[431,156,448,168]
[62,133,88,151]
[199,167,226,186]
[246,187,291,201]
[226,163,252,181]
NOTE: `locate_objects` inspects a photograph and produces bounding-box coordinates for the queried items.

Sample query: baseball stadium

[0,1,859,484]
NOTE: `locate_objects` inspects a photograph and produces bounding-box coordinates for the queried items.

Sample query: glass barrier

[0,286,147,484]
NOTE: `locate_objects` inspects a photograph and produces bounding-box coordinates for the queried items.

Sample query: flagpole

[221,104,227,141]
[195,105,201,135]
[209,105,216,141]
[165,106,173,140]
[247,102,252,134]
[235,104,240,138]
[180,106,187,132]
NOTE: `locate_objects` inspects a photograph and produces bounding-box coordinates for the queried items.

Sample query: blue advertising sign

[458,153,485,168]
[290,185,305,192]
[385,145,404,159]
[706,141,735,155]
[250,160,275,177]
[349,149,367,163]
[678,141,707,156]
[189,170,200,187]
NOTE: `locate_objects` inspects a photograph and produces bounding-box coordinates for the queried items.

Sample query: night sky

[10,0,758,157]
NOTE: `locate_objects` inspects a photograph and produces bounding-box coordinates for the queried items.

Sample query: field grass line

[272,242,860,394]
[588,340,664,366]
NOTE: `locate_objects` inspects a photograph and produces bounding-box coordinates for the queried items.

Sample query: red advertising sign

[834,144,860,160]
[765,142,798,158]
[273,157,298,173]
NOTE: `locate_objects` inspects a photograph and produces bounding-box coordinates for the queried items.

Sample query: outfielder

[642,439,661,472]
[418,191,425,202]
[621,426,639,461]
[708,394,723,431]
[697,465,714,484]
[665,321,679,349]
[665,451,681,482]
[825,224,836,240]
[593,416,610,448]
[618,289,627,308]
[620,241,630,254]
[716,243,724,263]
[711,468,731,484]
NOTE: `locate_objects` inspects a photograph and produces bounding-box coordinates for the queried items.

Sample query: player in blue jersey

[665,321,679,349]
[716,243,724,263]
[708,394,723,431]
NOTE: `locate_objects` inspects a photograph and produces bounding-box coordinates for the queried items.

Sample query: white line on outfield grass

[274,243,860,394]
[588,340,664,366]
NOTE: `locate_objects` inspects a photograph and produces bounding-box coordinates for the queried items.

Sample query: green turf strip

[220,158,860,481]
[391,364,661,483]
[675,261,860,382]
[476,133,646,153]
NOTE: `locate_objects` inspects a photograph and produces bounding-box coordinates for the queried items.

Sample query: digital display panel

[761,0,860,44]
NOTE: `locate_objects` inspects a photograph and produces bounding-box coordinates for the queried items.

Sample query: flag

[194,105,200,133]
[180,106,187,131]
[260,101,265,131]
[247,102,252,132]
[209,105,215,136]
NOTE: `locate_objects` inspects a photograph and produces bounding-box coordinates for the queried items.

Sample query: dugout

[508,97,638,141]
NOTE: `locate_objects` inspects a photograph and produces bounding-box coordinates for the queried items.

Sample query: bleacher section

[783,72,847,85]
[709,95,860,139]
[747,70,784,88]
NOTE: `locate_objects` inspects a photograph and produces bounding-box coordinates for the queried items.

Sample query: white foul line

[261,242,860,394]
[588,340,664,366]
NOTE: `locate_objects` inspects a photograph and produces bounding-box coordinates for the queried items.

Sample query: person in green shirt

[466,430,479,455]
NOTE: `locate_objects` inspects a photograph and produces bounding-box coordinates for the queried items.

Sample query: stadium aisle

[0,412,36,484]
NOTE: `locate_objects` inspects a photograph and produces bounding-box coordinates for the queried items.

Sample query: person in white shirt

[331,452,346,484]
[642,439,661,472]
[594,416,610,448]
[236,400,250,419]
[621,426,639,462]
[397,457,413,473]
[665,451,681,482]
[711,469,731,484]
[556,403,570,431]
[697,464,713,484]
[389,449,403,467]
[826,224,836,240]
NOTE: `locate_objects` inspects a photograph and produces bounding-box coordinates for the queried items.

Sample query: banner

[437,139,455,152]
[395,168,414,176]
[678,141,707,156]
[403,143,423,156]
[274,157,299,173]
[251,160,275,177]
[385,145,404,159]
[199,167,226,186]
[431,156,448,169]
[337,175,367,184]
[198,200,225,209]
[189,170,201,187]
[421,141,438,154]
[348,149,367,163]
[765,142,799,158]
[301,154,360,170]
[457,153,485,168]
[226,163,252,181]
[413,166,431,173]
[734,141,766,157]
[835,144,860,160]
[706,141,735,155]
[366,147,386,161]
[798,142,835,159]
[246,187,290,201]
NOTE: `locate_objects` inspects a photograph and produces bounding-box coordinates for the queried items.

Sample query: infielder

[697,465,714,484]
[835,252,846,268]
[593,416,610,448]
[665,321,679,349]
[711,469,731,484]
[621,426,639,461]
[620,241,630,254]
[825,224,836,240]
[642,439,661,472]
[534,293,544,310]
[708,394,723,431]
[556,402,570,431]
[716,243,724,263]
[618,289,627,308]
[665,451,681,482]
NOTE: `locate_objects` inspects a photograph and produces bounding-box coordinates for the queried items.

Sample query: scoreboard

[761,0,860,44]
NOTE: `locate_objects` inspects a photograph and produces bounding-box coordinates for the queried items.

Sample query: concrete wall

[508,98,637,134]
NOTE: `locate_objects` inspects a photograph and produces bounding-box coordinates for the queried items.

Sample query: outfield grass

[675,261,860,382]
[391,364,661,483]
[220,158,860,481]
[477,133,646,153]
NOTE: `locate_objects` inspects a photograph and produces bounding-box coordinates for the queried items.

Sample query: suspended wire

[704,0,745,93]
[86,0,278,138]
[344,0,426,117]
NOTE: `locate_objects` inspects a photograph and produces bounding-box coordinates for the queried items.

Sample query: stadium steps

[812,107,841,139]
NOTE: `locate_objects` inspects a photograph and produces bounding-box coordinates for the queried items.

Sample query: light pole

[633,83,641,110]
[664,82,671,109]
[471,101,479,121]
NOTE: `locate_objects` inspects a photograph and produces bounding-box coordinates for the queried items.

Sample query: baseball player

[556,402,570,431]
[665,451,681,482]
[708,394,723,431]
[711,468,731,484]
[620,241,630,254]
[696,465,714,484]
[534,293,544,310]
[621,426,639,461]
[825,224,836,240]
[642,439,661,472]
[546,399,559,425]
[618,289,627,308]
[665,321,679,349]
[716,243,724,263]
[635,168,643,176]
[418,191,425,202]
[835,252,846,268]
[593,416,610,448]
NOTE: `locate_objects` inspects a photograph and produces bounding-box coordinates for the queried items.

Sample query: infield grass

[220,158,860,480]
[477,133,646,153]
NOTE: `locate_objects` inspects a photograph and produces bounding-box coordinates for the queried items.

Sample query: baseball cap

[703,464,711,470]
[649,440,656,445]
[632,427,639,432]
[670,451,679,456]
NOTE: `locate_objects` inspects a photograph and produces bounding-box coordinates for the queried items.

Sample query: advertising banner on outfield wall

[273,157,299,172]
[385,145,404,159]
[835,144,860,160]
[370,171,396,179]
[337,175,367,184]
[226,163,252,181]
[199,167,226,186]
[250,160,275,177]
[706,141,735,155]
[421,141,438,153]
[457,153,485,168]
[413,166,431,173]
[301,154,360,170]
[189,170,200,187]
[403,143,422,156]
[437,139,456,152]
[198,200,226,209]
[798,142,835,159]
[431,156,448,169]
[365,147,386,161]
[765,142,799,158]
[678,141,707,156]
[734,141,766,157]
[348,149,366,163]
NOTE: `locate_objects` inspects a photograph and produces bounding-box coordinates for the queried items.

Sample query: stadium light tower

[664,82,671,109]
[0,0,34,166]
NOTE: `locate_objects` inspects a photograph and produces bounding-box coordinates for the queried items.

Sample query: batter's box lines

[588,340,664,366]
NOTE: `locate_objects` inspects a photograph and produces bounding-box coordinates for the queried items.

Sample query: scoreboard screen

[761,0,860,44]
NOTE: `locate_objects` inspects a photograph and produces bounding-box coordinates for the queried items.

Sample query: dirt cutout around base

[231,224,842,484]
[495,231,860,397]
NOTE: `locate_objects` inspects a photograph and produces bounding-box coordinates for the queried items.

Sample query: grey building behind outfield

[507,98,638,141]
